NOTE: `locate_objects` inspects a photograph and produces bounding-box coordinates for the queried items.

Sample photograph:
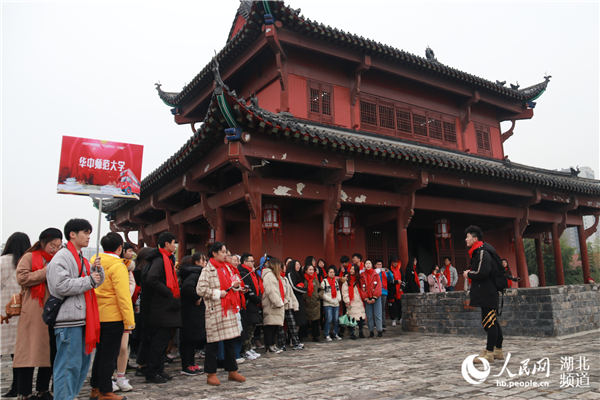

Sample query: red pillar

[215,207,225,243]
[250,195,263,258]
[552,223,565,285]
[177,226,187,262]
[577,225,591,283]
[534,236,546,287]
[513,219,530,288]
[323,201,337,265]
[397,208,409,276]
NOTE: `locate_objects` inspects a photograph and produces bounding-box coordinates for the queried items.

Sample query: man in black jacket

[238,253,262,360]
[142,232,181,383]
[463,225,504,364]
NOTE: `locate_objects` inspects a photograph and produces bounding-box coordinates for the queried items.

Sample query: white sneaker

[392,320,397,327]
[249,349,261,358]
[334,335,342,340]
[325,335,332,342]
[112,379,119,392]
[236,357,245,364]
[116,376,133,392]
[244,350,257,360]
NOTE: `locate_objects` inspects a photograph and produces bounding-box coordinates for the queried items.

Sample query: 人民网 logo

[461,354,491,385]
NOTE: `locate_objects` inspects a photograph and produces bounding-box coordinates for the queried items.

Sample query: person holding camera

[427,265,448,293]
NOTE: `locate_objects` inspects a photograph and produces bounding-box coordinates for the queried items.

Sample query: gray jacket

[46,247,105,328]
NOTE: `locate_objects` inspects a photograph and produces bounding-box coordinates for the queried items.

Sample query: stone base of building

[401,284,600,337]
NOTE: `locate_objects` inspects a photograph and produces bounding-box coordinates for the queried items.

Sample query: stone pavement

[1,325,599,400]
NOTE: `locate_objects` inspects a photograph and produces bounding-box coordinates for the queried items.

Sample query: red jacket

[360,269,382,299]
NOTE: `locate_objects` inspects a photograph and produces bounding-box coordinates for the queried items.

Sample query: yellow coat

[91,253,135,330]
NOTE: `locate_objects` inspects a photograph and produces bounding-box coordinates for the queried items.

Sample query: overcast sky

[2,0,599,245]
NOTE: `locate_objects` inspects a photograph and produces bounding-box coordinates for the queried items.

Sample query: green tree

[524,237,580,285]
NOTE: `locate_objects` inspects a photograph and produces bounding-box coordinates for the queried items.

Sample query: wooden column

[552,223,565,285]
[534,236,546,287]
[513,219,530,287]
[397,207,411,276]
[323,203,337,267]
[215,207,225,243]
[249,194,263,258]
[577,225,591,283]
[177,226,187,262]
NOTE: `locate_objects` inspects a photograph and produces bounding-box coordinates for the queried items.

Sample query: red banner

[57,135,144,199]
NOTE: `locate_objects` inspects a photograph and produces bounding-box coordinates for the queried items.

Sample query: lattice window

[396,109,412,133]
[321,90,331,115]
[309,88,320,113]
[429,118,442,140]
[360,100,377,125]
[379,104,395,129]
[476,126,491,151]
[443,121,457,143]
[413,114,427,136]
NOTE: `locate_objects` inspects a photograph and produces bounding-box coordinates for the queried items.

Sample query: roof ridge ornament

[425,46,438,63]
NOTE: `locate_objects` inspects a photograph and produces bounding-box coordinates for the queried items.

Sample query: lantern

[335,211,355,247]
[435,219,451,239]
[262,204,281,241]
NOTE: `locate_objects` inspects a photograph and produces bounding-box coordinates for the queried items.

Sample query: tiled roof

[155,1,550,109]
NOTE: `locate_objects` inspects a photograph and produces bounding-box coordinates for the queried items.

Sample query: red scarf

[443,264,452,286]
[412,265,420,287]
[158,248,180,298]
[211,258,241,316]
[468,240,484,258]
[434,273,443,289]
[232,265,246,309]
[348,275,356,301]
[326,276,337,298]
[304,273,316,297]
[30,250,53,306]
[241,263,263,295]
[278,271,285,302]
[391,263,403,300]
[67,241,99,354]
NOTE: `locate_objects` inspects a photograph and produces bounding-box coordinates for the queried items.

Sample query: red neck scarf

[67,241,99,354]
[30,250,53,306]
[158,248,180,298]
[326,276,337,298]
[348,275,356,301]
[443,264,452,285]
[241,263,263,295]
[412,265,420,287]
[304,273,316,297]
[210,258,241,316]
[434,273,442,288]
[468,241,484,258]
[278,271,285,302]
[391,263,403,299]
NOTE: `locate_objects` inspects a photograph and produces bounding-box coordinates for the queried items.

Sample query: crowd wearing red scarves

[2,223,473,400]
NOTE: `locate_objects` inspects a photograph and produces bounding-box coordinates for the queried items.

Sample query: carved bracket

[264,24,287,91]
[558,197,579,236]
[517,189,542,235]
[242,171,260,219]
[325,183,343,225]
[182,173,210,193]
[351,55,371,106]
[398,192,416,229]
[201,193,218,230]
[584,214,600,240]
[460,91,480,133]
[501,120,516,143]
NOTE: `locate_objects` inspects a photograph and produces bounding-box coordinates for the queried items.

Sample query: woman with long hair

[1,232,31,398]
[13,228,63,400]
[286,260,308,339]
[279,260,303,350]
[132,246,154,377]
[261,256,285,353]
[341,263,366,339]
[303,264,322,342]
[361,260,383,338]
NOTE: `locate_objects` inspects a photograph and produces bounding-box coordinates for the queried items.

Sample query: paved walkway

[2,325,599,399]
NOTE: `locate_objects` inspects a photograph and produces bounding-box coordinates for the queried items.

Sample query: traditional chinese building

[106,1,600,288]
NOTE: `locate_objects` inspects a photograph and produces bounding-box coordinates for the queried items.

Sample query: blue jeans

[54,326,92,400]
[323,306,339,337]
[365,297,383,333]
[218,338,242,360]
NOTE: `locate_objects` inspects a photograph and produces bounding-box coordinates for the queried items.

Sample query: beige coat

[283,275,299,311]
[0,254,21,355]
[261,268,285,326]
[196,261,241,343]
[13,252,51,367]
[342,281,366,321]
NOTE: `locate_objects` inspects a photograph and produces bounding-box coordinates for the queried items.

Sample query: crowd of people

[0,219,516,400]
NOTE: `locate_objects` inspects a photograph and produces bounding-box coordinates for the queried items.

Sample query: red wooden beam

[428,173,534,198]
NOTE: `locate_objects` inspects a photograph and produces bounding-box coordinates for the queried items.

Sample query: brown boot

[207,373,221,386]
[474,350,494,364]
[98,392,127,400]
[90,388,100,400]
[493,347,505,360]
[228,370,246,383]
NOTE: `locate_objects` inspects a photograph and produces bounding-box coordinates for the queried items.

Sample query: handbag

[1,292,23,323]
[339,313,357,327]
[42,295,64,327]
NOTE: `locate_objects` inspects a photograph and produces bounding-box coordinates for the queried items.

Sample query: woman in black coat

[178,254,206,374]
[286,260,308,335]
[238,253,262,360]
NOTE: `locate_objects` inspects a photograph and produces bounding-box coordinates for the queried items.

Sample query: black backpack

[482,243,507,292]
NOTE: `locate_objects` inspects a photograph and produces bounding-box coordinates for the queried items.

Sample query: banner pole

[96,197,103,263]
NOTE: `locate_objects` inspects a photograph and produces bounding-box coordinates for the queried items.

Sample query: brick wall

[401,284,600,337]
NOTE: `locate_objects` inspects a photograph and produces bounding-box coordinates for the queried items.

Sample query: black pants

[390,298,402,320]
[15,367,52,395]
[263,325,279,347]
[135,322,150,367]
[481,307,503,351]
[204,338,238,374]
[145,326,172,377]
[90,321,124,393]
[179,330,205,370]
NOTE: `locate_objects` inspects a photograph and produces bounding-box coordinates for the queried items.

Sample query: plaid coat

[0,254,20,355]
[196,260,241,343]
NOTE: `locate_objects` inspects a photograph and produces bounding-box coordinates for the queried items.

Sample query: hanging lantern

[262,204,281,241]
[208,228,216,244]
[335,211,355,248]
[435,219,451,239]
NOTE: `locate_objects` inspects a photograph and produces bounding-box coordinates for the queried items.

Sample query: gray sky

[2,0,599,245]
